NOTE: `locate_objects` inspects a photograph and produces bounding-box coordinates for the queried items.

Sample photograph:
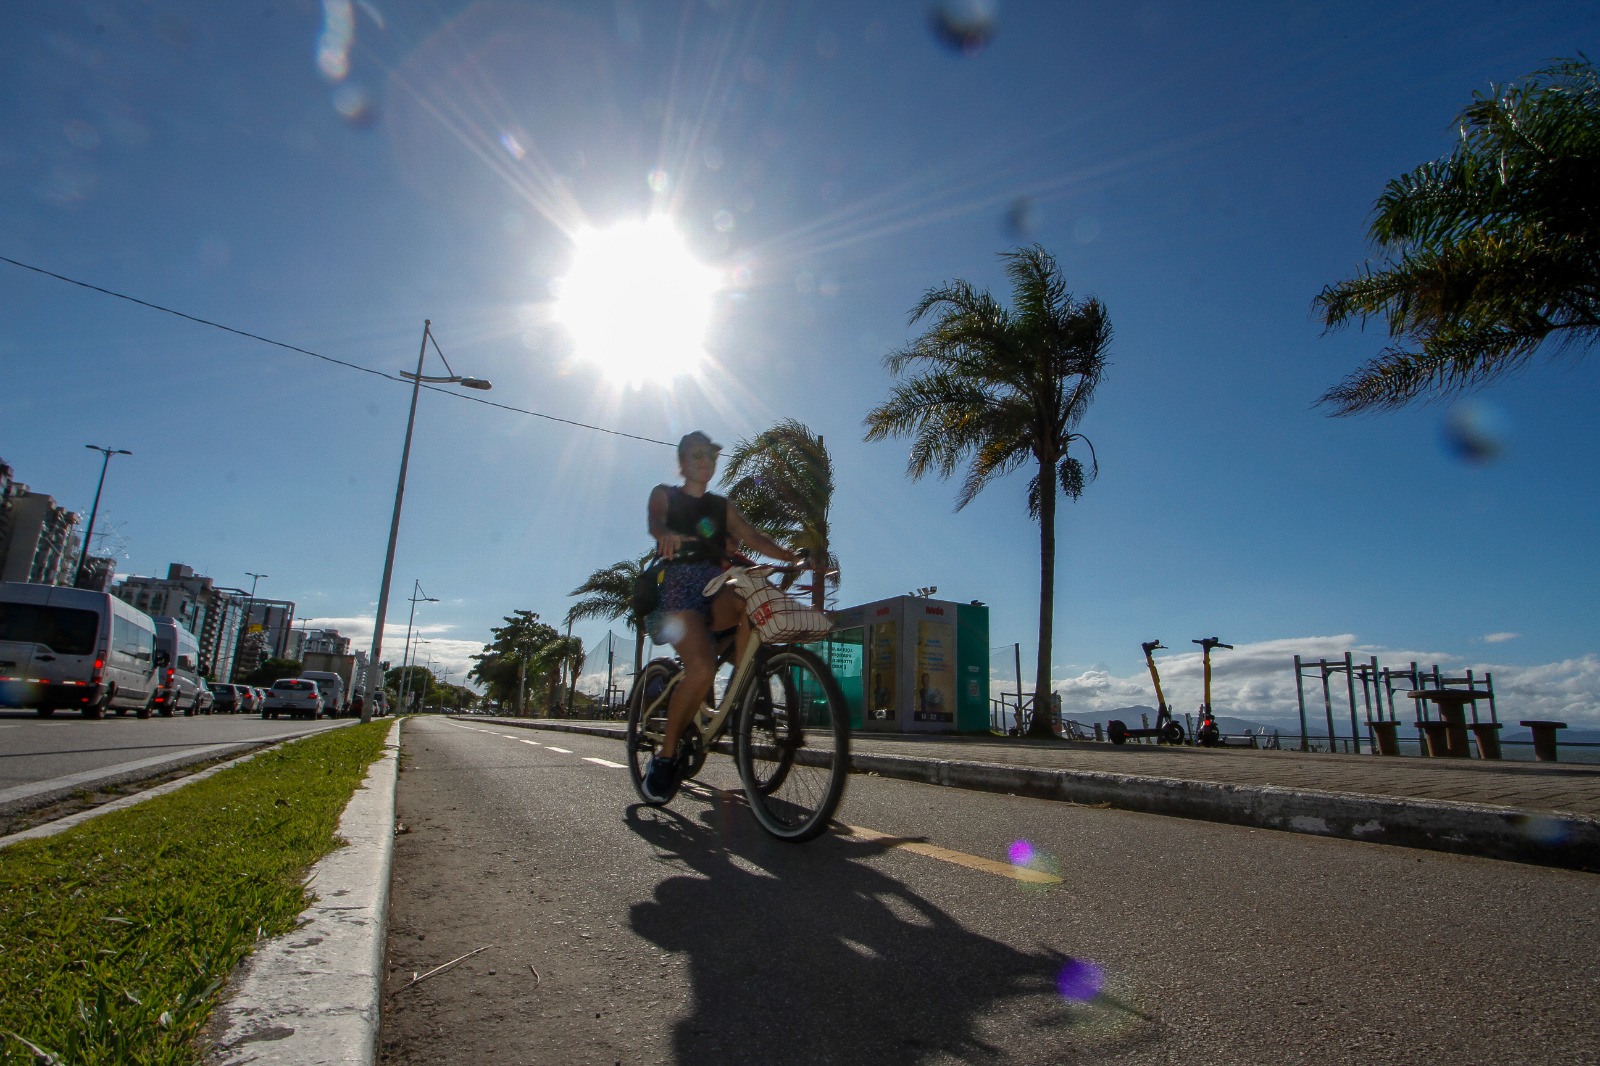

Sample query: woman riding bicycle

[641,431,802,803]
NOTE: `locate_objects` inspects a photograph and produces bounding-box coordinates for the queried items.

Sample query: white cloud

[1481,632,1520,644]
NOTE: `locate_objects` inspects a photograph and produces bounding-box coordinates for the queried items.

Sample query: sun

[553,217,721,385]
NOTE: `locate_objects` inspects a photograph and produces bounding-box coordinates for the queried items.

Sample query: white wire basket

[737,583,832,643]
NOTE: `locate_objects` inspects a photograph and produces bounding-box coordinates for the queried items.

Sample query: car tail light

[167,668,175,682]
[93,657,104,684]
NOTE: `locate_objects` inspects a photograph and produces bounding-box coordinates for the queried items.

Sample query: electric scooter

[1108,640,1187,745]
[1192,637,1233,747]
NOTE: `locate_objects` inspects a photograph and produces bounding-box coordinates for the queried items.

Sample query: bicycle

[624,562,850,842]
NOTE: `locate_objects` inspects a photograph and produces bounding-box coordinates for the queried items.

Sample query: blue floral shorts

[645,561,725,645]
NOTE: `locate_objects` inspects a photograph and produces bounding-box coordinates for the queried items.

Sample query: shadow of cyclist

[625,794,1160,1064]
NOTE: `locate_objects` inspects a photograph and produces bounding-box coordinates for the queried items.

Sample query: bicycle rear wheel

[626,658,679,804]
[735,646,850,842]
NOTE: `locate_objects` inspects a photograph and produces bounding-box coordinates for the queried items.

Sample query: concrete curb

[478,717,1600,872]
[204,717,402,1065]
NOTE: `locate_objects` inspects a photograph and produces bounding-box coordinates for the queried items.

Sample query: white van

[150,617,203,717]
[0,581,160,718]
[301,670,346,716]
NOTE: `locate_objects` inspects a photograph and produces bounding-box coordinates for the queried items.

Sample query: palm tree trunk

[811,539,827,614]
[1028,458,1057,738]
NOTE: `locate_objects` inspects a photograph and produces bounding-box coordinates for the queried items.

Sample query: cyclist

[641,431,802,803]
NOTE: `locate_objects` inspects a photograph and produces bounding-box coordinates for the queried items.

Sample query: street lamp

[397,580,438,715]
[74,445,132,588]
[231,572,268,683]
[365,319,491,723]
[409,640,433,712]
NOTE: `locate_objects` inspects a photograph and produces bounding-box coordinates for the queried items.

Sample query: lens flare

[1007,839,1035,865]
[1057,958,1105,1002]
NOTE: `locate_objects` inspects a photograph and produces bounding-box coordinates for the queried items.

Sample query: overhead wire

[0,253,674,447]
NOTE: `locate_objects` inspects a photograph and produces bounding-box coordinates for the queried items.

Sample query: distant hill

[1503,727,1600,744]
[1063,706,1289,738]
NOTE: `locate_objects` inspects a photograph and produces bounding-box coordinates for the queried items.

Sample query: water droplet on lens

[930,0,998,56]
[1005,197,1033,238]
[1441,401,1509,464]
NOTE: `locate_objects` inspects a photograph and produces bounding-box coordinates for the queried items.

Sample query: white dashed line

[546,746,572,754]
[519,739,540,746]
[584,757,625,768]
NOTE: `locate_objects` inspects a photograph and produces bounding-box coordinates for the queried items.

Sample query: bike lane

[381,716,1600,1065]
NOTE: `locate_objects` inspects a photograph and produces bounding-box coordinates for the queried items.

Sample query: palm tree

[1316,56,1600,414]
[568,554,651,677]
[864,244,1109,738]
[722,419,838,611]
[529,634,583,716]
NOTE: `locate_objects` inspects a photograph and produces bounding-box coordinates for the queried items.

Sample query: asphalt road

[0,708,352,813]
[381,716,1600,1066]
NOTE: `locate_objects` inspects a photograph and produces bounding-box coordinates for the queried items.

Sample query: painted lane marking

[545,746,572,754]
[519,740,540,746]
[584,757,625,768]
[840,824,1062,885]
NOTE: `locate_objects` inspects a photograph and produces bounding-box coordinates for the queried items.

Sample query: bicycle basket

[738,583,832,643]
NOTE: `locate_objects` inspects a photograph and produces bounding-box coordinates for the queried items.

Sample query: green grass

[0,720,391,1065]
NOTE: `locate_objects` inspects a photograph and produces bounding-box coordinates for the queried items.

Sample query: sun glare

[554,217,720,385]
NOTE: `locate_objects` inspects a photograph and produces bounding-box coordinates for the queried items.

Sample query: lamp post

[74,445,131,588]
[397,580,438,718]
[231,572,268,683]
[408,639,433,712]
[365,320,491,723]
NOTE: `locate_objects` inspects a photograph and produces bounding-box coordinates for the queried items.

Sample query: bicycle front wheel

[626,658,679,804]
[735,646,850,842]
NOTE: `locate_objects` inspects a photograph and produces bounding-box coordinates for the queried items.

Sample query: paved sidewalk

[478,717,1600,871]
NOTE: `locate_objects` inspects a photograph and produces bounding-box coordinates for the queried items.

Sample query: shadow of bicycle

[625,792,1161,1064]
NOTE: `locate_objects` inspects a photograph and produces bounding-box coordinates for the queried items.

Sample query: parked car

[262,678,322,720]
[250,686,268,713]
[0,581,159,718]
[211,683,239,714]
[194,679,214,715]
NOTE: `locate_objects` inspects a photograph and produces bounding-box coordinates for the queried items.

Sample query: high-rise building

[113,564,264,681]
[0,480,80,585]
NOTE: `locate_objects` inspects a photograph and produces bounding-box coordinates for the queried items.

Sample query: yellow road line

[840,824,1062,884]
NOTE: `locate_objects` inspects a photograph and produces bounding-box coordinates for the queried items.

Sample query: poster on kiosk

[826,595,988,733]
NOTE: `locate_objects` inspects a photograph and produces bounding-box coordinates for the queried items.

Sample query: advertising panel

[914,620,956,724]
[868,622,897,722]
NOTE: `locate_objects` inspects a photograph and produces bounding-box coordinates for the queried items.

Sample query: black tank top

[663,487,729,563]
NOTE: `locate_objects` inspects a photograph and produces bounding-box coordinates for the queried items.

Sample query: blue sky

[3,0,1597,728]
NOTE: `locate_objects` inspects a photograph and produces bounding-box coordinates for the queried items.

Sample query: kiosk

[821,596,989,733]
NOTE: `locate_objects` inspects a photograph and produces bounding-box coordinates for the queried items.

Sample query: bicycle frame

[633,564,806,756]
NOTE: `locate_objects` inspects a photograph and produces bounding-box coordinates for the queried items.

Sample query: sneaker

[642,755,680,805]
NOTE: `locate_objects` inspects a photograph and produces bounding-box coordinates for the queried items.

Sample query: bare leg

[710,588,750,668]
[660,612,714,759]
